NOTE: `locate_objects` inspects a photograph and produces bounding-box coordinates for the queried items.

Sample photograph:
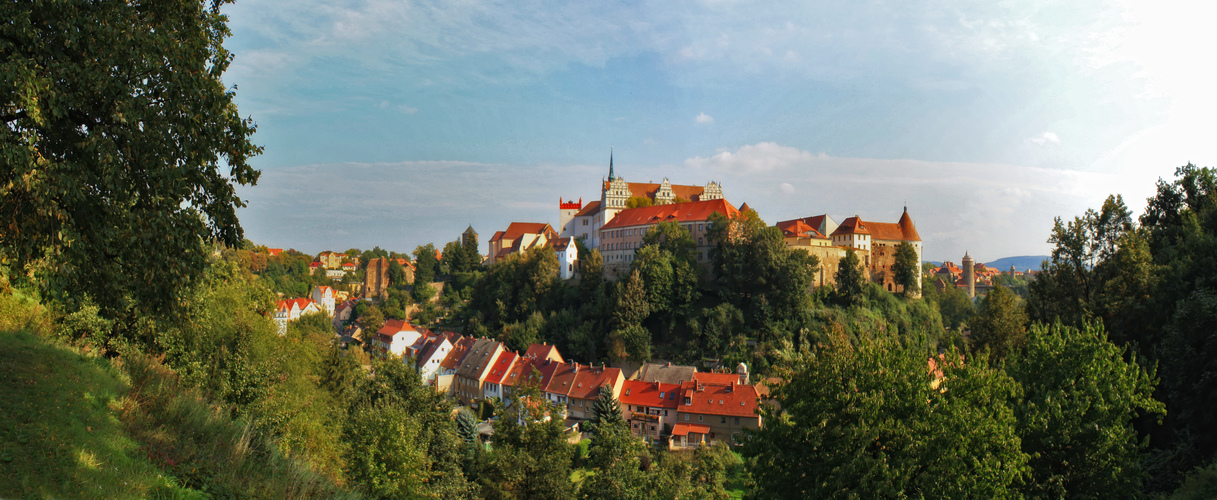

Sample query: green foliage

[745,333,1026,498]
[708,211,817,330]
[360,305,385,341]
[413,243,440,286]
[466,246,562,333]
[482,382,576,500]
[1171,461,1217,500]
[968,285,1028,360]
[0,0,261,319]
[1006,322,1165,497]
[832,248,866,307]
[892,241,920,296]
[583,385,624,438]
[610,270,652,363]
[581,423,649,500]
[626,196,654,208]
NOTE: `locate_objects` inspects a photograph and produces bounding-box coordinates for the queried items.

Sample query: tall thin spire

[608,146,615,181]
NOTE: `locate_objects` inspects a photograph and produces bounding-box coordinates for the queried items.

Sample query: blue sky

[223,0,1217,262]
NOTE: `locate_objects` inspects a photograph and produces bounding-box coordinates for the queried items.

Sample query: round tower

[962,252,975,299]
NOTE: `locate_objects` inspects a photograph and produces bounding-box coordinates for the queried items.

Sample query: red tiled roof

[550,237,573,251]
[831,216,870,236]
[485,351,518,385]
[524,343,564,363]
[569,366,623,400]
[776,219,825,239]
[276,298,316,312]
[678,381,760,417]
[440,337,476,370]
[545,362,581,398]
[619,380,681,409]
[574,200,602,217]
[671,423,712,436]
[267,248,283,256]
[490,222,557,243]
[600,199,739,231]
[501,358,535,388]
[309,261,320,267]
[738,202,752,213]
[691,372,740,385]
[897,210,922,241]
[376,319,413,336]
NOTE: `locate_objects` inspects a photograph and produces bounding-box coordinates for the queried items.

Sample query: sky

[222,0,1217,263]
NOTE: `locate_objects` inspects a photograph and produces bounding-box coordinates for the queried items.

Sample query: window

[698,223,704,231]
[684,414,690,421]
[659,392,664,398]
[721,416,727,424]
[698,415,703,422]
[684,397,691,405]
[698,237,703,246]
[734,417,740,425]
[664,410,668,416]
[583,219,588,225]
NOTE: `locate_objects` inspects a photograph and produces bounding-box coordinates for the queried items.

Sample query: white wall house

[372,320,421,357]
[552,237,578,280]
[310,285,335,316]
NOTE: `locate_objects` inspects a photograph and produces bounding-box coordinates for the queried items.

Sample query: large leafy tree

[0,0,261,319]
[967,285,1028,360]
[707,211,817,329]
[745,333,1026,498]
[832,248,866,307]
[1006,322,1164,497]
[891,241,920,296]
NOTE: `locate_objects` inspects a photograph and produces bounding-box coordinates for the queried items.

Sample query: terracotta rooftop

[485,351,518,385]
[569,366,623,400]
[831,210,921,242]
[678,381,760,418]
[691,372,741,385]
[620,380,681,409]
[671,423,712,436]
[524,343,564,364]
[544,362,581,398]
[600,199,739,231]
[489,222,557,243]
[574,200,602,217]
[775,219,826,239]
[603,180,707,202]
[440,336,477,370]
[276,298,316,312]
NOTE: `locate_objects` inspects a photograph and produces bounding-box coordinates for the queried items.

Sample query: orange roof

[501,358,536,388]
[738,202,752,213]
[604,181,707,202]
[776,219,825,239]
[620,380,681,409]
[440,337,476,370]
[376,319,413,336]
[831,216,870,236]
[276,298,316,312]
[490,222,557,243]
[524,343,564,363]
[574,200,602,217]
[267,248,283,256]
[678,381,760,417]
[691,372,740,385]
[485,351,518,385]
[550,237,573,251]
[600,199,739,231]
[671,423,712,436]
[569,366,622,400]
[831,210,921,242]
[544,362,581,397]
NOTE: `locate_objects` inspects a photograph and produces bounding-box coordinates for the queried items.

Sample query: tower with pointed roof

[827,207,923,297]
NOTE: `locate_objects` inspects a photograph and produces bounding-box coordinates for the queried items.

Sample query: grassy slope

[0,330,199,498]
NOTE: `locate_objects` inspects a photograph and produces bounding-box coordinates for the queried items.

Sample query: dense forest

[4,1,1217,498]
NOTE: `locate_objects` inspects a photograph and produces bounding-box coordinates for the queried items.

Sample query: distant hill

[986,255,1049,271]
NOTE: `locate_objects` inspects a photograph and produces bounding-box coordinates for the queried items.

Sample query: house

[543,362,581,410]
[670,423,714,450]
[552,237,578,280]
[371,320,422,357]
[435,336,477,393]
[673,380,762,448]
[523,343,565,364]
[566,364,624,420]
[310,285,335,316]
[416,332,461,384]
[630,362,697,385]
[317,251,344,268]
[273,298,322,335]
[487,222,559,265]
[341,262,357,272]
[558,151,725,250]
[830,208,923,297]
[267,248,283,257]
[309,261,321,275]
[619,380,681,442]
[325,268,345,281]
[333,299,357,329]
[482,350,518,401]
[453,338,506,404]
[597,198,741,273]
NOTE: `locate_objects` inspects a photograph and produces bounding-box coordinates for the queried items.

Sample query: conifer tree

[584,385,624,437]
[833,248,867,306]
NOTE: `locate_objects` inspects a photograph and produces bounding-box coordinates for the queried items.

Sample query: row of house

[273,285,337,334]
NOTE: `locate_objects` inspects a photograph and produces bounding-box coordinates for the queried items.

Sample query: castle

[558,150,723,249]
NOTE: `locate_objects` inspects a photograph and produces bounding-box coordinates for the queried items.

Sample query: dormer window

[659,392,665,398]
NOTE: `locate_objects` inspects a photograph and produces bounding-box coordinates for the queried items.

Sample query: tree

[1006,322,1165,497]
[360,306,385,343]
[581,422,648,500]
[745,333,1026,498]
[967,285,1028,360]
[833,248,866,307]
[892,241,920,296]
[413,243,439,287]
[0,0,261,320]
[707,211,817,329]
[626,196,653,208]
[609,270,651,363]
[482,381,576,500]
[583,385,624,437]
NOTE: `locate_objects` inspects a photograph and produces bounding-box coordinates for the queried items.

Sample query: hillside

[985,255,1049,271]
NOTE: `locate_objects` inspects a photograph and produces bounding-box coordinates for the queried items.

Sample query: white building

[273,298,322,335]
[310,285,335,316]
[552,237,578,280]
[372,320,421,357]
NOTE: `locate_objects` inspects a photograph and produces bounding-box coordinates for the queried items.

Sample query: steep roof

[831,216,870,237]
[619,380,681,409]
[415,334,457,369]
[603,181,707,202]
[440,336,476,370]
[524,343,564,364]
[501,358,536,388]
[550,237,573,251]
[455,338,502,379]
[678,381,760,417]
[574,200,602,217]
[376,319,413,336]
[600,199,739,231]
[631,363,697,385]
[897,209,922,241]
[276,298,317,312]
[484,351,518,385]
[569,366,623,400]
[775,219,826,239]
[490,222,557,243]
[544,362,581,397]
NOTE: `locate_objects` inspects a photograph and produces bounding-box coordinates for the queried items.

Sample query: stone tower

[558,198,582,237]
[962,252,975,299]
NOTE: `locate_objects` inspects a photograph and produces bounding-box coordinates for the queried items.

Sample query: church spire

[608,147,615,181]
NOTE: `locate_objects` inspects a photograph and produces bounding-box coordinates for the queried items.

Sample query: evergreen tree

[968,285,1029,360]
[609,270,651,363]
[584,385,624,437]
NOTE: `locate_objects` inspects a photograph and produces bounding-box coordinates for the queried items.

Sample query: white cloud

[398,104,418,115]
[780,182,795,194]
[1028,131,1060,146]
[695,112,715,124]
[684,142,815,173]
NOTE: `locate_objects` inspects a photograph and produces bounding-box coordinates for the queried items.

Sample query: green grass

[0,330,198,498]
[725,451,749,499]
